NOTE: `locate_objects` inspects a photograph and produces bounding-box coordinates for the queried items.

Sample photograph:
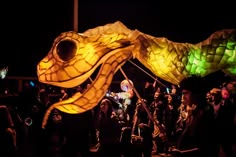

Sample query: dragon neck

[131,31,192,84]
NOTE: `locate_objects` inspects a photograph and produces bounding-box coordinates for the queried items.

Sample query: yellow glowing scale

[37,21,236,128]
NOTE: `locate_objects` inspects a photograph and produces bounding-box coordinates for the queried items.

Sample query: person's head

[167,95,173,103]
[100,98,113,115]
[179,75,208,107]
[154,90,164,102]
[136,99,147,112]
[154,90,160,98]
[209,88,222,104]
[225,81,236,95]
[221,87,230,100]
[171,88,177,95]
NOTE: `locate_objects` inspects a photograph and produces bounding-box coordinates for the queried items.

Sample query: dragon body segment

[132,28,236,84]
[37,21,236,128]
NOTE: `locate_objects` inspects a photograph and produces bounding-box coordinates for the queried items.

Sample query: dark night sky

[1,0,235,80]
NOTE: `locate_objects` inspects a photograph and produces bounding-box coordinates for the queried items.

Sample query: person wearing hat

[170,75,218,157]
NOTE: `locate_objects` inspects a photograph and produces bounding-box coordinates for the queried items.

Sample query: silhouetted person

[171,75,218,157]
[131,99,153,157]
[0,105,17,157]
[95,98,122,157]
[215,87,236,157]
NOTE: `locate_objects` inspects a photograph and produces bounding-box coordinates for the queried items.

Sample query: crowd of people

[0,75,236,157]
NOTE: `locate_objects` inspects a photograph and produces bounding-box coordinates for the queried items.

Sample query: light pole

[73,0,78,32]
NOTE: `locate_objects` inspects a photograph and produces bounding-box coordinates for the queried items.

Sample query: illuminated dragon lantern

[37,21,236,128]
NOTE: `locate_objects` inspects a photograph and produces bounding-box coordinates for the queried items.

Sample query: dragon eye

[56,40,76,61]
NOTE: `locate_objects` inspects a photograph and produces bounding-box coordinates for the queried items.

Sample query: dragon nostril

[56,40,77,61]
